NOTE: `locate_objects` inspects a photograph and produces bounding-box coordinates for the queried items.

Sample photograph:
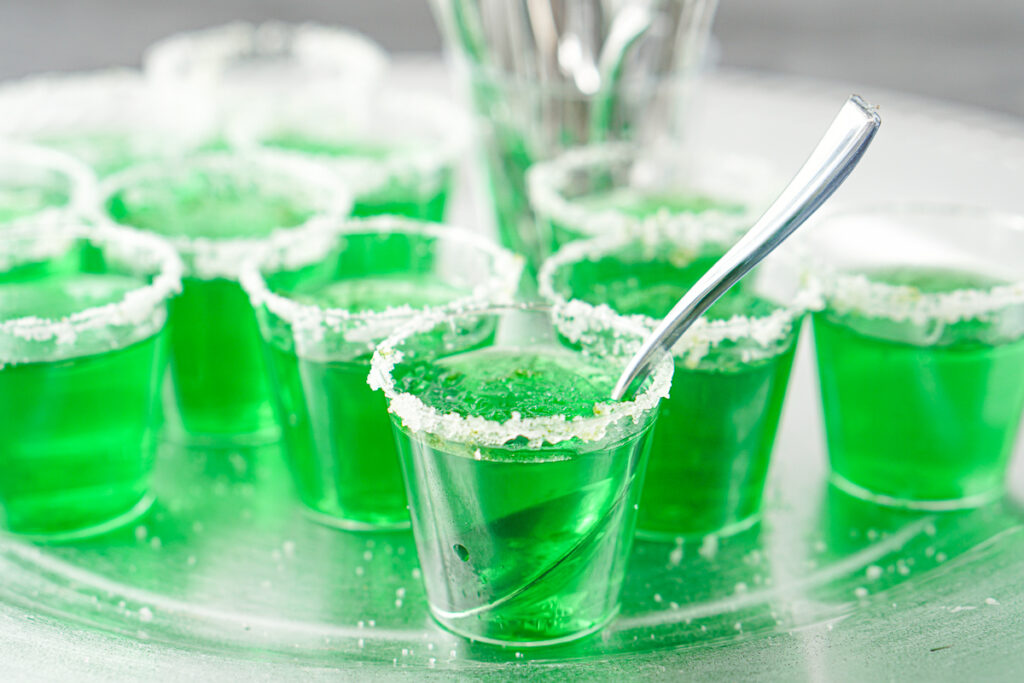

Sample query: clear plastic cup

[539,223,811,539]
[527,142,778,254]
[240,216,523,530]
[98,152,351,444]
[0,221,182,541]
[807,204,1024,510]
[227,90,471,222]
[0,141,97,227]
[0,69,213,177]
[369,302,672,646]
[144,21,389,140]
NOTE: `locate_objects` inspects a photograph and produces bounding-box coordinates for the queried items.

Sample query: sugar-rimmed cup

[228,90,471,222]
[241,216,523,530]
[0,69,213,177]
[0,221,182,540]
[0,141,97,227]
[98,151,351,444]
[527,142,778,255]
[369,301,672,646]
[807,203,1024,510]
[539,221,812,539]
[144,21,388,140]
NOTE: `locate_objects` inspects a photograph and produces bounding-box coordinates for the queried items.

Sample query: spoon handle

[611,94,881,400]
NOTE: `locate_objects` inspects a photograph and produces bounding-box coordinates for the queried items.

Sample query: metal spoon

[611,94,882,401]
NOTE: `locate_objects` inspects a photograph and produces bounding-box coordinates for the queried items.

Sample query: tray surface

[3,65,1024,680]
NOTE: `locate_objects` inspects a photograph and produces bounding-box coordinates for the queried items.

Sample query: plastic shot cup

[240,217,523,530]
[144,21,388,145]
[0,221,182,541]
[228,90,471,223]
[0,69,213,177]
[369,302,673,646]
[539,224,811,539]
[98,152,351,445]
[808,204,1024,510]
[527,142,778,254]
[0,141,97,227]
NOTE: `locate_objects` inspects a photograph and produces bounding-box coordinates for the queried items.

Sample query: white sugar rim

[96,151,352,280]
[537,228,813,364]
[0,221,183,344]
[144,21,388,87]
[0,141,99,224]
[368,301,673,450]
[527,143,775,242]
[809,204,1024,323]
[0,68,208,137]
[240,215,525,332]
[823,274,1024,324]
[231,91,472,198]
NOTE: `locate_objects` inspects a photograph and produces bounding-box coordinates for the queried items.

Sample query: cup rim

[0,68,214,147]
[96,150,353,280]
[228,90,473,198]
[0,141,99,226]
[0,221,183,351]
[538,226,813,365]
[144,21,389,88]
[527,142,778,243]
[806,202,1024,323]
[240,215,525,332]
[368,301,673,451]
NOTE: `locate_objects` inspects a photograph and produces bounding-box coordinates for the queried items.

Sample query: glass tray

[3,66,1024,679]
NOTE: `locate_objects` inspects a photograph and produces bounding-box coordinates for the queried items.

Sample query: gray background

[0,0,1022,117]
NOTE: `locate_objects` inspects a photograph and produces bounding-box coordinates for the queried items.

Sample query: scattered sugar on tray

[698,534,719,560]
[866,565,883,580]
[854,587,869,599]
[138,607,153,623]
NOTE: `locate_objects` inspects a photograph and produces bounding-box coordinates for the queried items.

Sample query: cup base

[635,512,762,543]
[300,505,411,533]
[1,493,156,544]
[159,422,281,450]
[428,603,618,649]
[829,472,1002,511]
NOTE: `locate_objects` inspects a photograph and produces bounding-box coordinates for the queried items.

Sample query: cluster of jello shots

[2,21,1023,649]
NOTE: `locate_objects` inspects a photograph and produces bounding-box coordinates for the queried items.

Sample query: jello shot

[0,221,182,540]
[242,217,523,530]
[0,141,96,227]
[540,225,810,539]
[809,204,1024,509]
[370,302,672,646]
[99,152,350,444]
